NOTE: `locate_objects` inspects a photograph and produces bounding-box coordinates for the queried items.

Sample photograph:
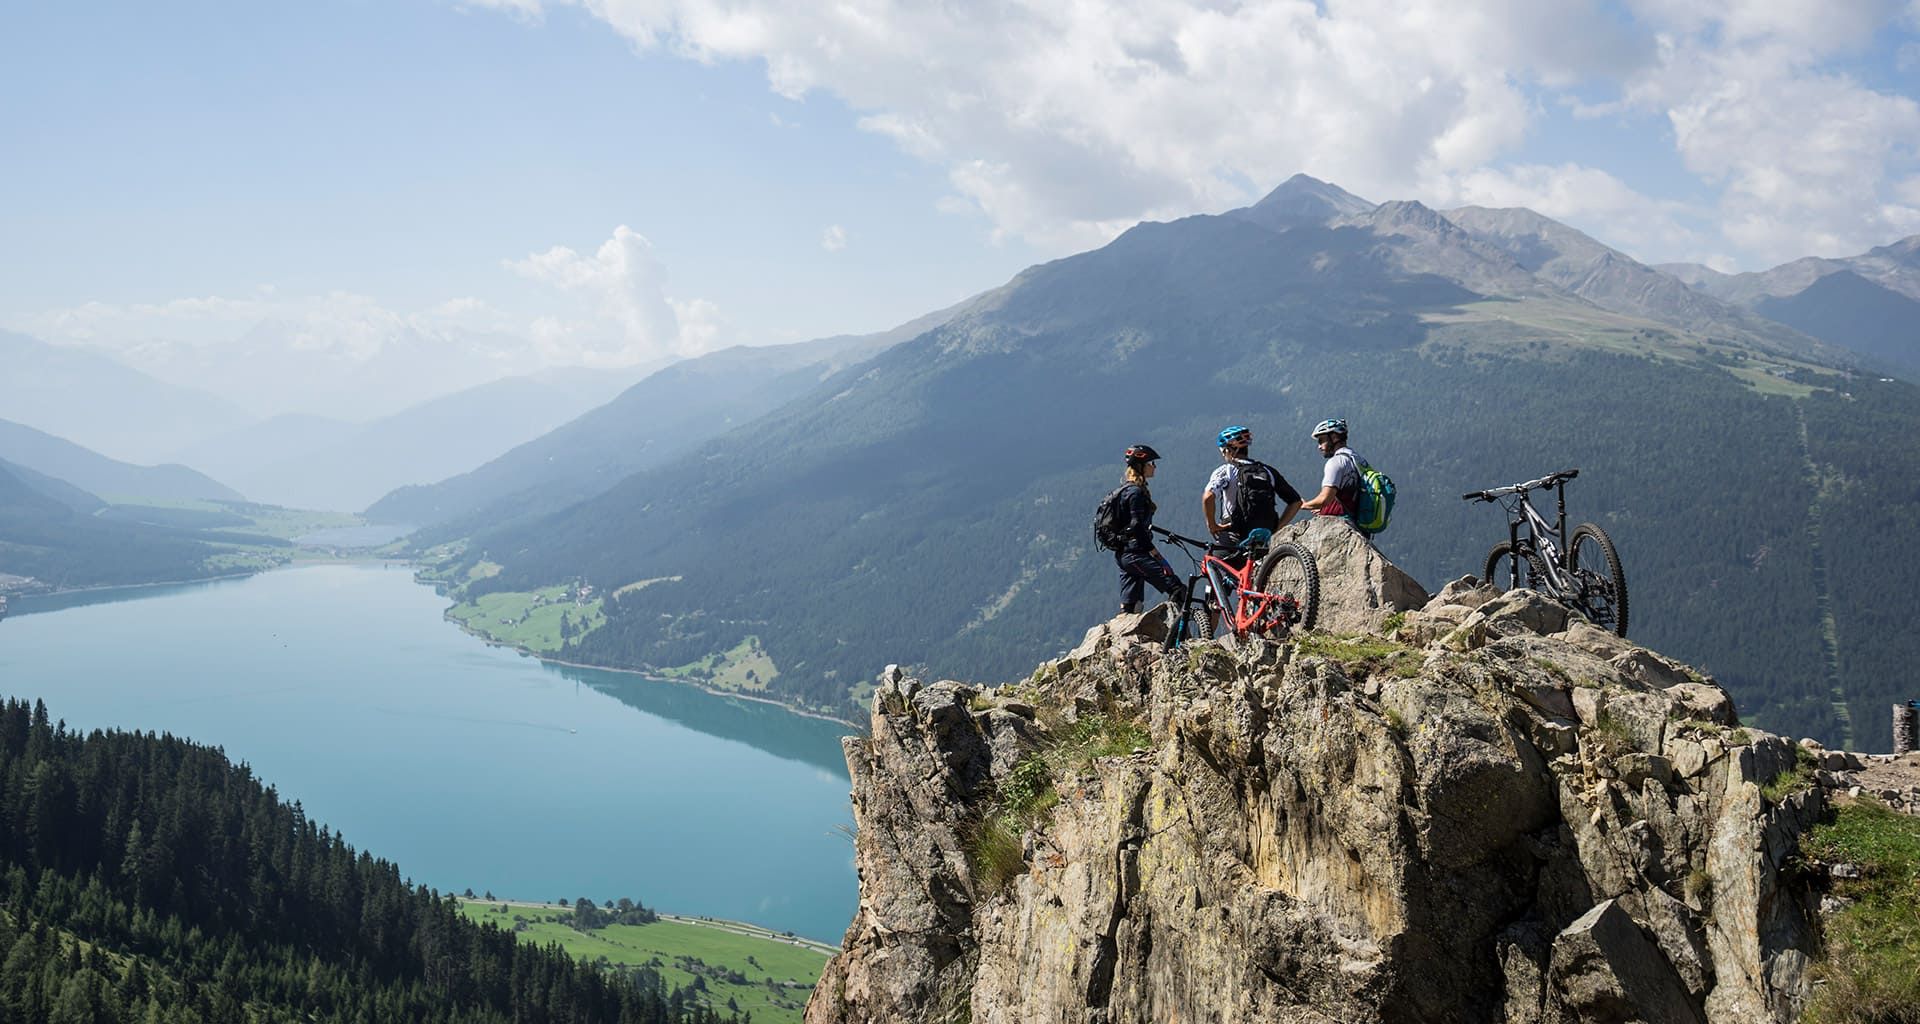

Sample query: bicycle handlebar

[1151,525,1268,554]
[1462,468,1579,502]
[1150,525,1214,549]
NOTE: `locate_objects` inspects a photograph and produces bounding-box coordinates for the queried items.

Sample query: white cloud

[487,0,1650,249]
[455,0,545,21]
[505,225,718,367]
[4,226,722,416]
[1433,163,1708,261]
[475,0,1919,270]
[821,224,848,252]
[1621,2,1920,263]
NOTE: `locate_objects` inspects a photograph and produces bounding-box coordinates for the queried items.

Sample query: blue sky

[2,0,1917,415]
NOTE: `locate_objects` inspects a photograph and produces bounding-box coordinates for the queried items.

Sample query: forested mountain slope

[369,307,968,532]
[451,182,1920,750]
[0,462,242,589]
[0,696,738,1023]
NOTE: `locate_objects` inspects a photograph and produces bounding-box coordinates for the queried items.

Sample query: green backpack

[1350,456,1395,535]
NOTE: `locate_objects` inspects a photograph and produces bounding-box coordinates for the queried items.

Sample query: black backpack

[1093,484,1138,551]
[1228,461,1282,533]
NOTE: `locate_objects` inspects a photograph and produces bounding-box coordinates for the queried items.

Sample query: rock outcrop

[808,545,1826,1024]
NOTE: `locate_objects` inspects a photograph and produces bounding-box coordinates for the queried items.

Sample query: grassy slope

[458,902,827,1024]
[1802,801,1920,1023]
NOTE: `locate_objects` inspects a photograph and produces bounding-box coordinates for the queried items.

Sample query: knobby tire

[1483,541,1548,593]
[1567,523,1629,637]
[1253,542,1320,634]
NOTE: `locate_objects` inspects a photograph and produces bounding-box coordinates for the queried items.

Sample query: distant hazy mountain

[1443,206,1827,358]
[113,321,674,424]
[450,179,1920,750]
[169,413,361,489]
[175,367,650,512]
[368,303,976,530]
[1753,271,1920,378]
[1654,234,1920,378]
[0,417,241,503]
[0,331,250,464]
[1666,235,1920,307]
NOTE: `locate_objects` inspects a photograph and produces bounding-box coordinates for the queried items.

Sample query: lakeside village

[0,572,36,620]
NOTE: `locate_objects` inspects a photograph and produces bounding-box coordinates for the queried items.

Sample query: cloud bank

[475,0,1918,267]
[6,226,718,418]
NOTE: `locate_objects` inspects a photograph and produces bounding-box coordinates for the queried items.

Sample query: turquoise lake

[0,563,860,942]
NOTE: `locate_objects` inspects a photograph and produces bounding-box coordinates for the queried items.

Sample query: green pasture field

[457,902,827,1024]
[97,496,368,541]
[446,585,606,653]
[661,635,778,691]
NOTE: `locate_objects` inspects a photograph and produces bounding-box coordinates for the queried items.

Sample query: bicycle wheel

[1252,542,1320,634]
[1483,541,1546,591]
[1567,523,1628,637]
[1189,601,1215,642]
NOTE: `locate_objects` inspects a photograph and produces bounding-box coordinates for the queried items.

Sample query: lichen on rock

[808,548,1824,1024]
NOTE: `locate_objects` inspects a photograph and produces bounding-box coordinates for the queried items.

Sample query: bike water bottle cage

[1311,418,1347,439]
[1217,425,1251,448]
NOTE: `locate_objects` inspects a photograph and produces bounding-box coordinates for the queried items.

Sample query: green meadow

[446,584,606,653]
[457,902,828,1024]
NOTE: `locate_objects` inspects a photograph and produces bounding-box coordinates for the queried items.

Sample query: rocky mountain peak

[1230,173,1377,231]
[808,518,1826,1024]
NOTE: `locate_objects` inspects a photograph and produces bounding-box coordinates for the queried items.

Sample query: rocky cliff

[807,520,1827,1024]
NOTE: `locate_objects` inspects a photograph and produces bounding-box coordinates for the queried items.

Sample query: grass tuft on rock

[1803,801,1920,1024]
[1761,747,1820,804]
[967,817,1028,896]
[1296,633,1422,679]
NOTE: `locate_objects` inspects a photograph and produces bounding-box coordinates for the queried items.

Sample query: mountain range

[430,175,1920,752]
[1659,235,1920,377]
[0,330,252,465]
[0,417,241,503]
[367,300,978,531]
[171,366,650,513]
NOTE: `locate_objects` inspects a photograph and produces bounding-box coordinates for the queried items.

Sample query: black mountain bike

[1151,526,1319,645]
[1462,469,1628,637]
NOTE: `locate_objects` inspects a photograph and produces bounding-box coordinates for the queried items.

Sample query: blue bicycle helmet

[1217,424,1251,448]
[1311,418,1348,439]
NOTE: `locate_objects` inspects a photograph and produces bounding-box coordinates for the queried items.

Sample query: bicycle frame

[1153,528,1298,640]
[1503,484,1577,594]
[1466,470,1578,593]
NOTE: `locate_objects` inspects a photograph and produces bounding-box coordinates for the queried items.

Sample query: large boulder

[1277,515,1428,633]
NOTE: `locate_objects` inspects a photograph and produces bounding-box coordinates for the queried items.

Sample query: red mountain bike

[1152,527,1319,644]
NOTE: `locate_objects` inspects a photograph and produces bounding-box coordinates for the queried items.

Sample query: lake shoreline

[11,557,410,604]
[441,611,864,729]
[458,897,841,953]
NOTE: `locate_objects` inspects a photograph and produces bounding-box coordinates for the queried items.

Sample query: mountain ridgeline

[442,176,1920,750]
[368,309,971,533]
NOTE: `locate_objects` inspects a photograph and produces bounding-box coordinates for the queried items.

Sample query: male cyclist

[1202,425,1303,547]
[1302,418,1368,526]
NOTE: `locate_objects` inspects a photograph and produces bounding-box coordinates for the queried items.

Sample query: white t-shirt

[1206,460,1255,526]
[1322,446,1366,500]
